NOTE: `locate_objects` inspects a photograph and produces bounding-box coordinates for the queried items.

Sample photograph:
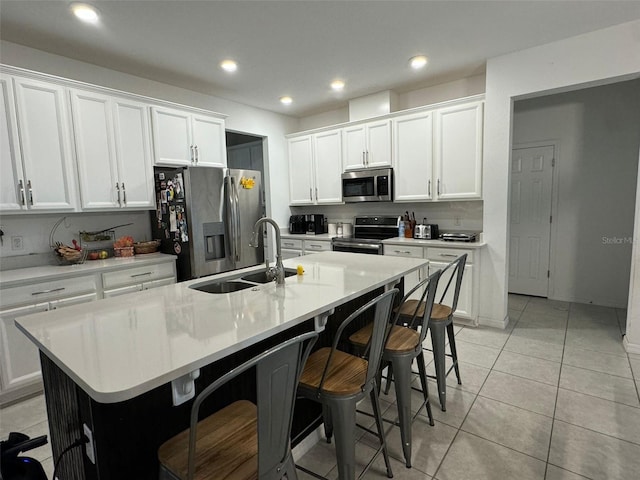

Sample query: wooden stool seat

[158,400,258,480]
[299,347,368,395]
[349,323,420,354]
[431,303,453,321]
[394,299,425,318]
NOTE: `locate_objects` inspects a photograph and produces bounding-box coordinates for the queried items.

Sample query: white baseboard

[478,314,510,329]
[623,335,640,355]
[292,424,323,461]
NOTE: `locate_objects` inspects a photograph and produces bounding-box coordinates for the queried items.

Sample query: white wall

[481,20,640,330]
[0,41,299,235]
[513,80,640,307]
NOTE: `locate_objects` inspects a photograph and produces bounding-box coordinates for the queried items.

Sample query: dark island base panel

[41,288,387,480]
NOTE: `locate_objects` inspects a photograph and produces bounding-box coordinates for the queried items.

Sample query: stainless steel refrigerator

[151,167,264,281]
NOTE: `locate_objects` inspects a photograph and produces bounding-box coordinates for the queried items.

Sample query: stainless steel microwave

[342,168,393,203]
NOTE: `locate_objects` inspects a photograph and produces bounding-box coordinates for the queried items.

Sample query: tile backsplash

[0,211,152,268]
[290,200,483,232]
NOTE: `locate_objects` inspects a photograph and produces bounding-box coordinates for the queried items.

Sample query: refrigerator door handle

[232,176,241,262]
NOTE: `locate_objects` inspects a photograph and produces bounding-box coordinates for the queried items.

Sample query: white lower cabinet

[426,247,476,322]
[102,262,176,297]
[0,291,98,404]
[383,244,427,301]
[280,237,332,258]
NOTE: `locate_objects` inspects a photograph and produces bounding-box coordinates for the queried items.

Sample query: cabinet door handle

[130,272,152,278]
[366,151,369,166]
[439,253,458,258]
[437,179,441,196]
[309,188,312,201]
[194,145,199,164]
[428,179,431,197]
[18,179,26,206]
[362,151,366,165]
[315,187,318,200]
[190,145,195,163]
[121,183,127,205]
[116,183,121,206]
[32,287,65,295]
[27,180,33,205]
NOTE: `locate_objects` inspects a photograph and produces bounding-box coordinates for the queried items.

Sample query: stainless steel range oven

[331,215,400,255]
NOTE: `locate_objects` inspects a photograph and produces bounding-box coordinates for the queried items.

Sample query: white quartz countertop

[16,252,426,404]
[0,253,176,288]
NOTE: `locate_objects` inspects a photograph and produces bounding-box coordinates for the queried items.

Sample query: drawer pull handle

[283,242,294,247]
[130,272,152,278]
[394,250,412,255]
[308,245,322,249]
[439,253,458,258]
[32,287,65,295]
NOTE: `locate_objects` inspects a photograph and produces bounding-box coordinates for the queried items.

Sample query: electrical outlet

[11,235,23,251]
[83,423,96,464]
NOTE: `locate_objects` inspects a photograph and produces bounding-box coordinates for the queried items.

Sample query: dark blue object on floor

[0,432,49,480]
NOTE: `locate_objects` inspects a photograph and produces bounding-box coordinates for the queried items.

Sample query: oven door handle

[332,241,381,251]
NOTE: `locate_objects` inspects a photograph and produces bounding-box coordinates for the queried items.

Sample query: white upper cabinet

[191,113,226,168]
[393,111,434,202]
[434,101,483,200]
[11,76,78,211]
[288,129,343,206]
[70,89,155,210]
[343,119,391,170]
[0,74,25,211]
[288,135,314,205]
[313,129,343,204]
[151,106,226,168]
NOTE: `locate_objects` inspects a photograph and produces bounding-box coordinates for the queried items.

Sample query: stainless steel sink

[190,280,255,294]
[241,268,297,284]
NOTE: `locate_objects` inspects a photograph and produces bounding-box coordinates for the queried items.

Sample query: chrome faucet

[250,217,285,285]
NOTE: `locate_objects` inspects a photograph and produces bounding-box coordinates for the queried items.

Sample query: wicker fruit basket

[114,246,135,257]
[133,240,160,255]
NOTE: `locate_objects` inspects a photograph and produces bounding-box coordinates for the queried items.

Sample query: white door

[366,120,392,168]
[0,303,49,392]
[342,124,367,170]
[113,98,156,209]
[0,74,26,211]
[13,76,78,210]
[288,136,314,205]
[393,111,433,201]
[435,101,483,200]
[70,89,120,209]
[151,107,192,166]
[313,129,343,204]
[509,145,555,296]
[192,114,226,168]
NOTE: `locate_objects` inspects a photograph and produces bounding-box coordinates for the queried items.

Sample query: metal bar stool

[398,254,467,411]
[157,331,318,480]
[348,270,441,468]
[297,289,398,480]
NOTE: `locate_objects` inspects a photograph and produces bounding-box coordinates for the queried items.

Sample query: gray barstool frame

[426,253,467,411]
[159,331,318,480]
[297,289,398,480]
[382,269,441,467]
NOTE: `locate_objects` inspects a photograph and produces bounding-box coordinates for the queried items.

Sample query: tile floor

[0,295,637,480]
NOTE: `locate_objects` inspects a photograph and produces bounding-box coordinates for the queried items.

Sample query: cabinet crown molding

[0,64,228,119]
[286,93,485,138]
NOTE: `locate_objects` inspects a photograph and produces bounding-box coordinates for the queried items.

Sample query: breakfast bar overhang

[16,252,427,479]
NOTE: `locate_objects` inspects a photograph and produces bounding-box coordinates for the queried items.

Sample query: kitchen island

[16,251,426,479]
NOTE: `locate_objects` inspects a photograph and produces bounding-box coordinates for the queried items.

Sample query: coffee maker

[305,214,325,235]
[289,215,306,234]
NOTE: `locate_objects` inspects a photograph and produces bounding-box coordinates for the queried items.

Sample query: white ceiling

[1,1,640,117]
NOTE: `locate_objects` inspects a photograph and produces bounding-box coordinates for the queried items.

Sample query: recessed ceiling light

[331,80,345,91]
[280,96,293,105]
[70,3,100,24]
[410,55,428,69]
[220,60,237,73]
